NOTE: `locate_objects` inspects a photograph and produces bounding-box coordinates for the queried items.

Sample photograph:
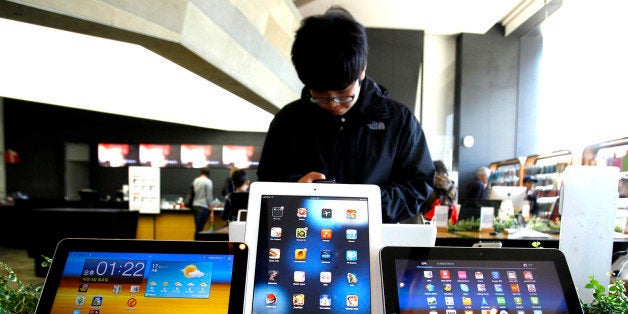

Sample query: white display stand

[479,207,495,230]
[128,166,161,214]
[559,166,619,304]
[432,205,450,228]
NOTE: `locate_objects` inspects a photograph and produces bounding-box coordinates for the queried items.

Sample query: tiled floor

[0,245,42,286]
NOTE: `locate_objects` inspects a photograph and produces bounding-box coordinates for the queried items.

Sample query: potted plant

[0,258,49,314]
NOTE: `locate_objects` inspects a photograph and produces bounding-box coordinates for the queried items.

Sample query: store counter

[136,206,227,240]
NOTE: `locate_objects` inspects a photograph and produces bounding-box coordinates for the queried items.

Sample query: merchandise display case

[582,137,628,212]
[488,157,525,187]
[524,150,573,217]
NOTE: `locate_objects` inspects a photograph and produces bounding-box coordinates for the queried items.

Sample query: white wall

[421,34,457,170]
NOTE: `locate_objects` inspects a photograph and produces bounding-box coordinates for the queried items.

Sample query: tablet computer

[35,238,249,314]
[379,246,583,313]
[244,182,383,313]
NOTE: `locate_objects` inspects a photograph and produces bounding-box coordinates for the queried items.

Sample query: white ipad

[244,182,383,313]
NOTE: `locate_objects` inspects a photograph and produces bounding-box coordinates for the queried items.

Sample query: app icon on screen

[269,248,281,259]
[272,206,284,217]
[320,294,331,306]
[477,283,486,292]
[460,284,469,292]
[462,296,472,306]
[492,271,501,279]
[347,295,359,307]
[497,296,506,306]
[523,271,534,280]
[457,270,467,280]
[507,271,517,280]
[293,293,305,306]
[346,250,358,262]
[425,284,435,292]
[440,270,451,280]
[294,249,307,260]
[494,284,503,292]
[297,207,308,218]
[294,271,306,283]
[527,284,536,293]
[424,271,433,278]
[91,296,103,306]
[270,227,282,238]
[320,271,332,283]
[320,250,332,261]
[427,297,437,305]
[443,283,452,292]
[530,296,540,305]
[474,271,484,279]
[445,296,454,306]
[347,273,358,285]
[266,293,277,305]
[346,209,357,219]
[268,270,279,282]
[510,283,520,293]
[296,227,307,239]
[321,228,332,240]
[514,296,523,305]
[321,208,332,218]
[346,229,357,240]
[79,283,89,293]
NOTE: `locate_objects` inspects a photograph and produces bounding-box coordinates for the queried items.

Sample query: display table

[435,229,628,255]
[136,208,228,240]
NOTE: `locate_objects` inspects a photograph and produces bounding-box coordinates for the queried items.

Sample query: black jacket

[257,77,434,223]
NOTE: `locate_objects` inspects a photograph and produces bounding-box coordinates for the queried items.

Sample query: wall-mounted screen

[97,143,139,167]
[180,144,220,168]
[222,145,261,169]
[139,144,180,168]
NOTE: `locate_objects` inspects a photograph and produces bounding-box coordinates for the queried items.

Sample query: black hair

[200,167,210,176]
[230,169,248,188]
[291,6,368,91]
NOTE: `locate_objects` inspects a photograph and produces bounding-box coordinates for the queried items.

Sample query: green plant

[0,257,51,314]
[448,217,480,231]
[581,275,628,313]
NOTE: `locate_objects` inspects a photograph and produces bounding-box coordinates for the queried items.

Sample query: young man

[191,167,213,233]
[257,6,435,223]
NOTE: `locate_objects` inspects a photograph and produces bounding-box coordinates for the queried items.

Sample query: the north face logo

[367,121,385,130]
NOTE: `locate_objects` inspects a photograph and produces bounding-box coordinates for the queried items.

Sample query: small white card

[433,205,450,227]
[480,207,495,230]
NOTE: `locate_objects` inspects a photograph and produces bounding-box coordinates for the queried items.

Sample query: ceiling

[294,0,531,35]
[0,0,542,133]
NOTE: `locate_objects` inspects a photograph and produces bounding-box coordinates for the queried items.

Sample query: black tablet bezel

[35,238,249,314]
[380,246,583,314]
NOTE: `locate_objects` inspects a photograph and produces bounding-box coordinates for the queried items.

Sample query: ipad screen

[251,194,372,313]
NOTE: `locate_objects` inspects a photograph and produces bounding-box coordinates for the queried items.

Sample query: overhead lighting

[0,18,274,133]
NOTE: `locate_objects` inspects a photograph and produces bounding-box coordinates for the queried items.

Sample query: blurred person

[523,175,540,216]
[221,169,250,222]
[221,166,240,197]
[191,167,213,233]
[257,6,435,223]
[464,166,491,199]
[420,161,457,221]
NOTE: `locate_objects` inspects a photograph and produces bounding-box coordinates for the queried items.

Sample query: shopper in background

[464,166,491,199]
[523,175,540,216]
[257,6,435,223]
[221,166,240,197]
[420,161,457,221]
[221,169,250,222]
[191,167,213,234]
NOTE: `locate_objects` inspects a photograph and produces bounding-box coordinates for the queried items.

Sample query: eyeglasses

[309,79,360,105]
[309,94,356,105]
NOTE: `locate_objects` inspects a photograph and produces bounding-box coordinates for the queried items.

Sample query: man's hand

[298,172,326,183]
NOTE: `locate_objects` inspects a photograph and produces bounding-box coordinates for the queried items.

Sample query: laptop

[379,246,583,313]
[35,238,249,314]
[243,181,383,313]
